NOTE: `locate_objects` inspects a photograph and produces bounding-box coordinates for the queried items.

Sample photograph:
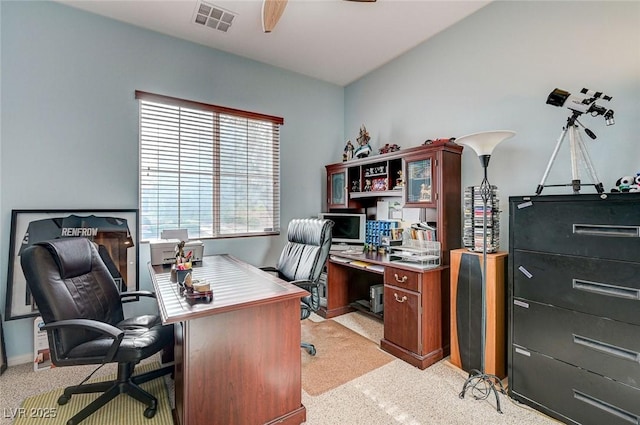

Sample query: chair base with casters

[301,342,316,356]
[58,362,173,425]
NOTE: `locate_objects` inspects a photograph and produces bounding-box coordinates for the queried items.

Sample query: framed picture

[5,209,139,321]
[0,313,7,375]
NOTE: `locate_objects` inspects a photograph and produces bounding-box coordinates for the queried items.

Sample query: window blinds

[136,91,282,241]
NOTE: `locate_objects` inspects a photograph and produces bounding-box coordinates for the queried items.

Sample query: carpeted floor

[10,362,172,425]
[1,312,560,425]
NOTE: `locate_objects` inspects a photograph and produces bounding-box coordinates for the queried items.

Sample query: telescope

[547,88,615,126]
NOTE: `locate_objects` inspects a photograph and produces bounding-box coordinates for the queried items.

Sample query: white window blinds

[137,91,282,241]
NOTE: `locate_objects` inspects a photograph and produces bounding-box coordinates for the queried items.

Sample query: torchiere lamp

[454,130,515,413]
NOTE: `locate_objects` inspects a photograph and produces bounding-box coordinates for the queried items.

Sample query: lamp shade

[455,130,516,157]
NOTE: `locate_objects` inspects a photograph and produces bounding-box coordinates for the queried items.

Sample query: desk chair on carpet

[261,218,333,356]
[20,238,174,425]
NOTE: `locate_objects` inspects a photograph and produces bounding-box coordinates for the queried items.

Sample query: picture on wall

[0,313,7,375]
[5,209,139,320]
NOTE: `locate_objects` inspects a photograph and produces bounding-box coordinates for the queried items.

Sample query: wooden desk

[149,255,308,425]
[321,251,449,369]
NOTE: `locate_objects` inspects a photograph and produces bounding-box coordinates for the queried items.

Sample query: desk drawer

[512,250,640,325]
[511,347,640,425]
[510,195,640,261]
[384,266,420,292]
[513,299,640,389]
[383,285,420,353]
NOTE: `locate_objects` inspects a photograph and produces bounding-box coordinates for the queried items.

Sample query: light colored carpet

[11,362,172,425]
[301,319,394,396]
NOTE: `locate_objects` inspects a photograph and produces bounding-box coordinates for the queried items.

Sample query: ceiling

[56,0,491,86]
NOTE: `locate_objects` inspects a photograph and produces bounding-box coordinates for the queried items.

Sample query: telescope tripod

[536,114,605,195]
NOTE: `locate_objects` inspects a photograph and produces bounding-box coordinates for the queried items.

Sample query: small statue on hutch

[343,140,354,162]
[379,143,401,154]
[353,125,372,159]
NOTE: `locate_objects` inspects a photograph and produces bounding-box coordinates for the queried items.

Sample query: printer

[149,229,204,266]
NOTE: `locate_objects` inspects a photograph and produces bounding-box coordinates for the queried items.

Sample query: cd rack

[463,185,500,253]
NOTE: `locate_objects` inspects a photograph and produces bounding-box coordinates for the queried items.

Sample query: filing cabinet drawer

[511,347,640,425]
[384,266,420,292]
[512,250,640,325]
[512,299,640,389]
[510,194,640,261]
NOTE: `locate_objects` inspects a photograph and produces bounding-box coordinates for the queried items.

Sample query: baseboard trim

[8,353,33,367]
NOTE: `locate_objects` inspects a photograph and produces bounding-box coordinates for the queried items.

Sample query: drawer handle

[394,273,408,283]
[573,334,639,362]
[573,279,640,301]
[573,390,638,424]
[573,223,640,238]
[394,293,407,303]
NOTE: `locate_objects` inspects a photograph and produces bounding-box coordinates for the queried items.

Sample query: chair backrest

[20,238,124,357]
[276,218,334,283]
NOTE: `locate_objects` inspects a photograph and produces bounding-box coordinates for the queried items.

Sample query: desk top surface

[149,254,308,324]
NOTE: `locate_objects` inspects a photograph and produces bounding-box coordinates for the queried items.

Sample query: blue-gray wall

[345,1,640,249]
[0,1,343,363]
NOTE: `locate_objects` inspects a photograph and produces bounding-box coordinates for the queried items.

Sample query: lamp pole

[454,131,515,414]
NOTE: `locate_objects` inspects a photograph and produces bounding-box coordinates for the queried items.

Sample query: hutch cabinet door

[327,166,348,208]
[404,153,436,207]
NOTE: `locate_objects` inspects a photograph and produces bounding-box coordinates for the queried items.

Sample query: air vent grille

[193,1,236,33]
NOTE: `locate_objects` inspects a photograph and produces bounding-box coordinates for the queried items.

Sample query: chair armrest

[42,319,125,363]
[287,279,317,291]
[119,290,156,301]
[259,266,279,274]
[288,280,320,311]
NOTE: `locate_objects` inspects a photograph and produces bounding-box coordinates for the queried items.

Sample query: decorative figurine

[420,183,431,201]
[378,143,401,154]
[395,170,404,188]
[352,179,360,192]
[343,140,354,162]
[353,125,372,159]
[364,179,372,192]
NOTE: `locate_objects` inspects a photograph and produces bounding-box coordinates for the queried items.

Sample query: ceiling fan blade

[262,0,288,33]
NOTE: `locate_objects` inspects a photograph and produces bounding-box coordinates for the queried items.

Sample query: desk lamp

[455,130,515,413]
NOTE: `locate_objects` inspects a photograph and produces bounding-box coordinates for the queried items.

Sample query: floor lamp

[455,130,515,413]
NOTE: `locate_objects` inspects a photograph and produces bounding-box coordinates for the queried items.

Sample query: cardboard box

[34,316,53,372]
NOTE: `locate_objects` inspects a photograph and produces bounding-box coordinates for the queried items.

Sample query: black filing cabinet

[508,193,640,425]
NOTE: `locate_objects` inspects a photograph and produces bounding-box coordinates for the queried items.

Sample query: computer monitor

[318,212,366,245]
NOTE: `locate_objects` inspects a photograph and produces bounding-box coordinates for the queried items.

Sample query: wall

[345,0,640,249]
[0,1,344,363]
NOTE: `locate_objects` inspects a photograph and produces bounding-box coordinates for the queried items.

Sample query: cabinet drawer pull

[394,293,407,303]
[394,273,408,283]
[573,334,639,362]
[573,279,640,300]
[573,390,638,424]
[573,223,640,238]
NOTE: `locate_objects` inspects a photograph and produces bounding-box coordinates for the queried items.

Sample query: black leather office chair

[20,238,174,425]
[261,218,333,356]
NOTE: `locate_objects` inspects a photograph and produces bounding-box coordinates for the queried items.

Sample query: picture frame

[0,313,7,375]
[5,209,139,321]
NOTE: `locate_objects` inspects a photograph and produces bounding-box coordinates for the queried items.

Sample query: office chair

[261,218,333,356]
[20,238,174,425]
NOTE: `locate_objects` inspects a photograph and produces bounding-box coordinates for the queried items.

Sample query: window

[136,91,283,241]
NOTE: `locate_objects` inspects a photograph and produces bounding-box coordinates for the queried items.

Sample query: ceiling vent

[193,2,236,33]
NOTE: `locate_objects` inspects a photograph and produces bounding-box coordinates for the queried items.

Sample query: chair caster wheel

[307,346,316,356]
[58,394,70,405]
[144,407,157,418]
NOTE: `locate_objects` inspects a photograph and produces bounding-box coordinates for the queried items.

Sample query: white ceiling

[56,0,491,86]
